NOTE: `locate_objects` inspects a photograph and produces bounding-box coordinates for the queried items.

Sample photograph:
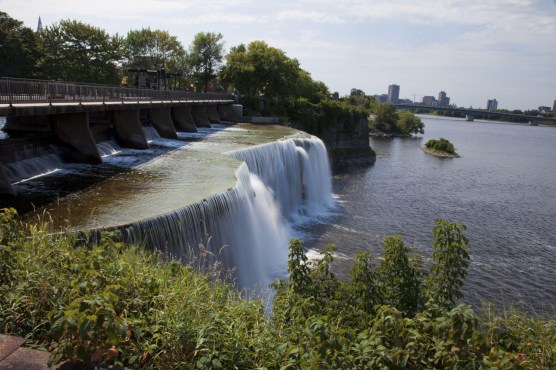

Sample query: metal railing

[0,77,235,105]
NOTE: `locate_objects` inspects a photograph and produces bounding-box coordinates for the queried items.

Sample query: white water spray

[120,136,334,290]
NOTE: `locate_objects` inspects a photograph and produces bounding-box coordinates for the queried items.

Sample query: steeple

[37,16,43,33]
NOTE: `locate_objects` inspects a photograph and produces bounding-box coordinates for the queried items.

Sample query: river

[300,115,556,313]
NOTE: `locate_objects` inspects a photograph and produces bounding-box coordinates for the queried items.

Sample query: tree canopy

[37,20,123,84]
[124,28,185,72]
[0,12,40,78]
[185,32,224,92]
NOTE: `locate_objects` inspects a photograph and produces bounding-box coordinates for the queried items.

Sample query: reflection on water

[301,116,556,313]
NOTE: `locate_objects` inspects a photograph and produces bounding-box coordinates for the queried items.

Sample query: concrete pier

[53,112,102,164]
[113,110,149,149]
[191,105,211,128]
[172,106,198,132]
[148,108,178,139]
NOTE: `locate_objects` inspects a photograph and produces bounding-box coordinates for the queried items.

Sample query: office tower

[388,84,400,103]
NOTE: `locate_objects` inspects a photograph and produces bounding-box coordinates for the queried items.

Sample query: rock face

[305,117,376,167]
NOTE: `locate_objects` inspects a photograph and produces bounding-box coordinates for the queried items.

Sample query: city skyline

[1,0,555,110]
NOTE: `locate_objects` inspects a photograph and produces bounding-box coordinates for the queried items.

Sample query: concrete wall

[172,106,197,132]
[191,105,211,128]
[112,110,149,149]
[53,112,102,164]
[148,108,178,139]
[206,104,221,123]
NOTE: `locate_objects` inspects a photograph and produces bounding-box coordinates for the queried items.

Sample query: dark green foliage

[0,12,40,78]
[425,137,457,155]
[369,103,425,135]
[36,19,123,84]
[2,208,555,369]
[426,220,470,309]
[377,235,424,316]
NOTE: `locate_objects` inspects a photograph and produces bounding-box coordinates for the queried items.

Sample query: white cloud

[1,0,554,108]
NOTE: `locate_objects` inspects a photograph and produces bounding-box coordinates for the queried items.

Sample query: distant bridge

[395,104,556,124]
[0,77,241,194]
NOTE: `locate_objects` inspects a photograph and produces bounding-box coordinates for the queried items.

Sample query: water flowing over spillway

[10,124,334,291]
[121,137,333,290]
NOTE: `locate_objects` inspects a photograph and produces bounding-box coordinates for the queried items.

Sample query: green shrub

[425,137,456,154]
[2,208,555,369]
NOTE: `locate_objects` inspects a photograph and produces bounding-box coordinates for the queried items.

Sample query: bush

[425,137,456,154]
[2,208,555,369]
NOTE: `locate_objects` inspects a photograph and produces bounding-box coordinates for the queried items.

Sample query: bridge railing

[0,77,235,105]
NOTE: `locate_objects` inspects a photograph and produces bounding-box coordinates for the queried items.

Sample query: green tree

[397,110,424,134]
[426,220,470,309]
[220,40,300,100]
[370,102,398,132]
[124,28,185,71]
[0,12,40,78]
[37,20,123,84]
[377,235,423,316]
[185,32,224,92]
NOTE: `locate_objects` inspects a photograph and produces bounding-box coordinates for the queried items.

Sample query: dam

[1,122,334,291]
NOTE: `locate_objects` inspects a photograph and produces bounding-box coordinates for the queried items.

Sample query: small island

[421,137,460,158]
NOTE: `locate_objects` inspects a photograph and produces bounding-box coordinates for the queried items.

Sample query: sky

[1,0,555,110]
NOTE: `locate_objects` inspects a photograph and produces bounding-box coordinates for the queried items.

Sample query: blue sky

[2,0,555,110]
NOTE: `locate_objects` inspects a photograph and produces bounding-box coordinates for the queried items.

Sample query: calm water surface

[302,115,556,313]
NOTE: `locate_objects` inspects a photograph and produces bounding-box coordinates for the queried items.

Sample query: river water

[300,115,556,313]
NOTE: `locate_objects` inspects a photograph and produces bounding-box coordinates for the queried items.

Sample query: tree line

[0,12,327,101]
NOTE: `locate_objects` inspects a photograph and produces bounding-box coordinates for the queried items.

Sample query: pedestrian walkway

[0,334,50,369]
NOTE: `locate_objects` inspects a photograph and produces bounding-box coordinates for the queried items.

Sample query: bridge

[395,104,556,124]
[0,77,242,194]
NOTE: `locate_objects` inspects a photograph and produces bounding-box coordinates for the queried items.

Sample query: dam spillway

[17,123,333,290]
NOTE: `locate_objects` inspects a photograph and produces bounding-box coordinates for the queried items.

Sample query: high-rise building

[487,99,498,111]
[387,84,400,104]
[553,99,556,112]
[438,91,450,106]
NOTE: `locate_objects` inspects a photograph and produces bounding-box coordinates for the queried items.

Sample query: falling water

[5,145,64,184]
[118,137,333,290]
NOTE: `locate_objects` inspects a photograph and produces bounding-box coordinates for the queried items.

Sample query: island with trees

[422,137,460,158]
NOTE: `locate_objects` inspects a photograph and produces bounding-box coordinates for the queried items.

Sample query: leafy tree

[185,32,224,92]
[426,219,470,309]
[397,110,424,134]
[369,103,424,135]
[425,137,456,155]
[37,20,123,84]
[220,40,300,100]
[124,28,185,72]
[371,102,398,132]
[376,235,423,316]
[0,12,40,78]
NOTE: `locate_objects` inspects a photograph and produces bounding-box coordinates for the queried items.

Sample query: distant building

[37,16,43,33]
[373,94,388,103]
[538,106,551,113]
[422,96,437,106]
[387,84,400,103]
[487,99,498,111]
[553,99,556,112]
[438,91,450,106]
[331,92,339,100]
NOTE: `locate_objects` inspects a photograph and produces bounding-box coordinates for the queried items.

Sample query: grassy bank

[1,208,555,368]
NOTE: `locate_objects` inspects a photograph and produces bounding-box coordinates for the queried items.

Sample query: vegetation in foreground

[1,208,556,369]
[424,137,459,157]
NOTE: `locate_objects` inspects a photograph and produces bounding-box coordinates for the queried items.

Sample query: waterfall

[5,145,64,184]
[143,126,161,142]
[97,140,121,157]
[118,136,333,290]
